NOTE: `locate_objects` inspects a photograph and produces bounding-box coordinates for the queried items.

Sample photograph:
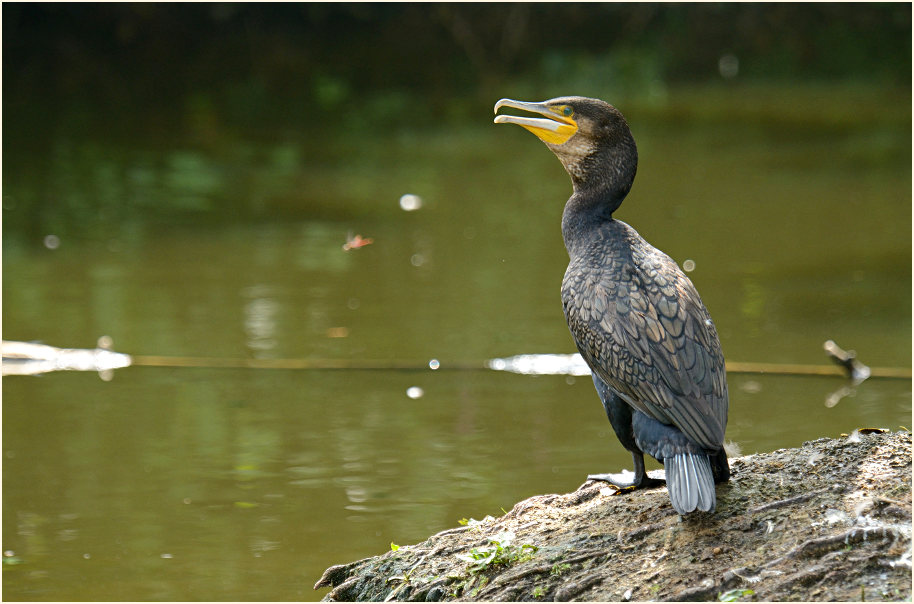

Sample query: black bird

[494,96,730,514]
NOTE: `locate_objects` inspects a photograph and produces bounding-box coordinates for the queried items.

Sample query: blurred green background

[3,4,911,601]
[3,3,911,245]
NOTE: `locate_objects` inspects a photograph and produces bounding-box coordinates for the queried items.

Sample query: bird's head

[494,96,637,202]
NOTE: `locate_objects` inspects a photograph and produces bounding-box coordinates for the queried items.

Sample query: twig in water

[823,340,871,383]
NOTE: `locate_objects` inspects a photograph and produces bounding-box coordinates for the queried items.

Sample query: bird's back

[561,219,728,451]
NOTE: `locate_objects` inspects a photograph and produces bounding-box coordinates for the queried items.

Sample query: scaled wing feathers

[562,222,728,450]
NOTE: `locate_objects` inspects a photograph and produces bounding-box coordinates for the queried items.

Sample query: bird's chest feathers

[561,241,680,356]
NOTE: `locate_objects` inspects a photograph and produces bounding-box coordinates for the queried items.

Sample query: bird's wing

[562,242,728,451]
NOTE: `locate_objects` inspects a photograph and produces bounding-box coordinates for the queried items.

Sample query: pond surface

[3,84,911,600]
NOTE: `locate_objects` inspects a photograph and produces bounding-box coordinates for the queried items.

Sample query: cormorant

[494,96,730,514]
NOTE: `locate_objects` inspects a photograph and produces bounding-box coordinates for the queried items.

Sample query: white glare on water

[399,194,423,211]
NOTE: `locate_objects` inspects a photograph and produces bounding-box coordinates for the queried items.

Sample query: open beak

[493,98,578,145]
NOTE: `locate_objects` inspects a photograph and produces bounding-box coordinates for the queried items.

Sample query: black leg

[587,449,665,489]
[589,375,665,490]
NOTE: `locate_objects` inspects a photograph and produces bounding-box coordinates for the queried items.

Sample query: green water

[3,84,911,600]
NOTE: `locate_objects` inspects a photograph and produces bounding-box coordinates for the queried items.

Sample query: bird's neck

[558,141,637,255]
[561,188,625,255]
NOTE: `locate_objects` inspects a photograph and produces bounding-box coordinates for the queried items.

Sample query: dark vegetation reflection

[3,4,911,601]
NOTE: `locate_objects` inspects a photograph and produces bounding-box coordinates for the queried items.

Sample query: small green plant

[532,586,545,599]
[384,570,414,601]
[456,531,538,573]
[468,575,489,597]
[550,562,571,576]
[458,515,496,530]
[719,588,755,602]
[390,542,400,551]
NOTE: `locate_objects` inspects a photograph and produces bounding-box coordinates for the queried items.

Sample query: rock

[315,430,912,601]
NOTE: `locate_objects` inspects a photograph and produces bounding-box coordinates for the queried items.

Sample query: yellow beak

[493,98,578,145]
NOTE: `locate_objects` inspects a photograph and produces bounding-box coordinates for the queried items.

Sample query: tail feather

[664,453,716,514]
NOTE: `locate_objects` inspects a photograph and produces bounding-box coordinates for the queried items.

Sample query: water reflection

[3,364,910,600]
[825,385,858,409]
[242,286,279,356]
[488,353,591,376]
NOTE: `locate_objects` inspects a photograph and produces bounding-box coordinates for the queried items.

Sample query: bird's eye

[562,106,574,117]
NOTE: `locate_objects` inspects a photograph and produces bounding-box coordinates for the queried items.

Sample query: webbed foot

[587,471,665,490]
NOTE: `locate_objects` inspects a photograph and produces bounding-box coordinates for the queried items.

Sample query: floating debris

[399,194,423,211]
[406,386,424,399]
[487,353,591,376]
[428,359,440,370]
[739,379,762,394]
[342,233,374,251]
[2,338,132,378]
[824,340,870,383]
